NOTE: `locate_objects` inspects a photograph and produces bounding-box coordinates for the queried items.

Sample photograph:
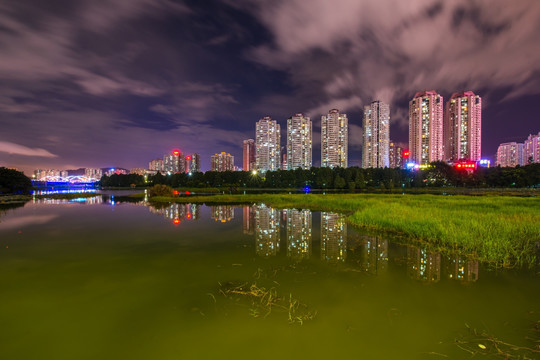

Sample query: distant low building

[211,152,234,172]
[85,168,103,180]
[129,168,146,176]
[149,158,164,173]
[389,141,404,168]
[496,142,524,167]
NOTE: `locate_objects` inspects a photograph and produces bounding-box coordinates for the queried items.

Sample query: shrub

[148,184,174,197]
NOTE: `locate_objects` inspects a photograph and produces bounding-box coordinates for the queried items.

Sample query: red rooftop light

[172,149,180,156]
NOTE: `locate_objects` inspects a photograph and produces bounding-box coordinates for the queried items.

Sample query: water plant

[219,282,316,324]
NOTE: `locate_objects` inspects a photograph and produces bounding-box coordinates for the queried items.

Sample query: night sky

[1,0,539,174]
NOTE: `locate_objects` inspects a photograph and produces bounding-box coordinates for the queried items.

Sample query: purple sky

[1,0,539,174]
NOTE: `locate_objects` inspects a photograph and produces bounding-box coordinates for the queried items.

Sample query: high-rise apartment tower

[321,109,348,168]
[363,100,390,168]
[444,91,482,162]
[255,116,281,172]
[242,139,256,171]
[409,91,444,165]
[286,113,312,170]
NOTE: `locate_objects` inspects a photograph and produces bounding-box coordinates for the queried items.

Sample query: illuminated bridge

[35,175,100,184]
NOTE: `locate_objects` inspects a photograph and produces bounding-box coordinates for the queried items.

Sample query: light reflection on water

[1,199,537,360]
[144,202,480,283]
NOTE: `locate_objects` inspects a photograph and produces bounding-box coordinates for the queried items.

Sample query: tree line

[99,163,540,189]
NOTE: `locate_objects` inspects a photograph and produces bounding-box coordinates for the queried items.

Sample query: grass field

[140,193,540,267]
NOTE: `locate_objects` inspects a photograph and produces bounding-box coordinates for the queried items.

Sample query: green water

[0,198,538,359]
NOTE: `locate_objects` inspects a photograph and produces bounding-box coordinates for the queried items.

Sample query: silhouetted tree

[0,167,33,194]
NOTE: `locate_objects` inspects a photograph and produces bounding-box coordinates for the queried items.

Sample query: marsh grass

[219,282,316,324]
[146,193,540,267]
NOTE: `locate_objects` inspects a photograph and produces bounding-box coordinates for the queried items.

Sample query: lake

[0,195,538,359]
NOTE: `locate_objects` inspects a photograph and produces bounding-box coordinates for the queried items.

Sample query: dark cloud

[0,0,538,174]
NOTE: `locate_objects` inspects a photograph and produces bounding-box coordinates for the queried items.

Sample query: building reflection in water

[286,209,312,261]
[242,205,256,235]
[444,256,479,283]
[321,212,347,263]
[32,195,103,205]
[211,205,234,223]
[357,235,388,275]
[254,204,280,257]
[407,246,480,284]
[407,247,441,283]
[148,203,200,224]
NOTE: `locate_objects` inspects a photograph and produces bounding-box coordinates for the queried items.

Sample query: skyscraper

[321,109,348,168]
[255,116,281,172]
[287,113,312,170]
[163,150,185,174]
[210,152,234,171]
[189,153,201,173]
[409,91,444,165]
[242,139,256,171]
[148,158,164,173]
[496,142,524,167]
[444,91,482,162]
[363,100,390,168]
[389,141,404,169]
[524,132,540,164]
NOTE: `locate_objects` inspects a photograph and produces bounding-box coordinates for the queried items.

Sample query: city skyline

[1,1,540,174]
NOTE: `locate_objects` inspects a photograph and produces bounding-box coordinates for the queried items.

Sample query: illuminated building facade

[496,142,524,167]
[363,101,390,168]
[163,150,185,174]
[321,212,347,263]
[444,91,482,162]
[189,153,201,173]
[33,169,62,180]
[256,116,281,172]
[129,168,145,176]
[105,168,128,176]
[149,158,164,173]
[254,205,280,257]
[84,168,103,179]
[286,113,312,170]
[242,139,256,171]
[210,152,234,172]
[281,153,288,170]
[321,109,348,168]
[389,141,404,168]
[286,209,312,261]
[524,132,540,164]
[409,91,444,165]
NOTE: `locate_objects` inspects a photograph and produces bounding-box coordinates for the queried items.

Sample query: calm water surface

[0,197,538,360]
